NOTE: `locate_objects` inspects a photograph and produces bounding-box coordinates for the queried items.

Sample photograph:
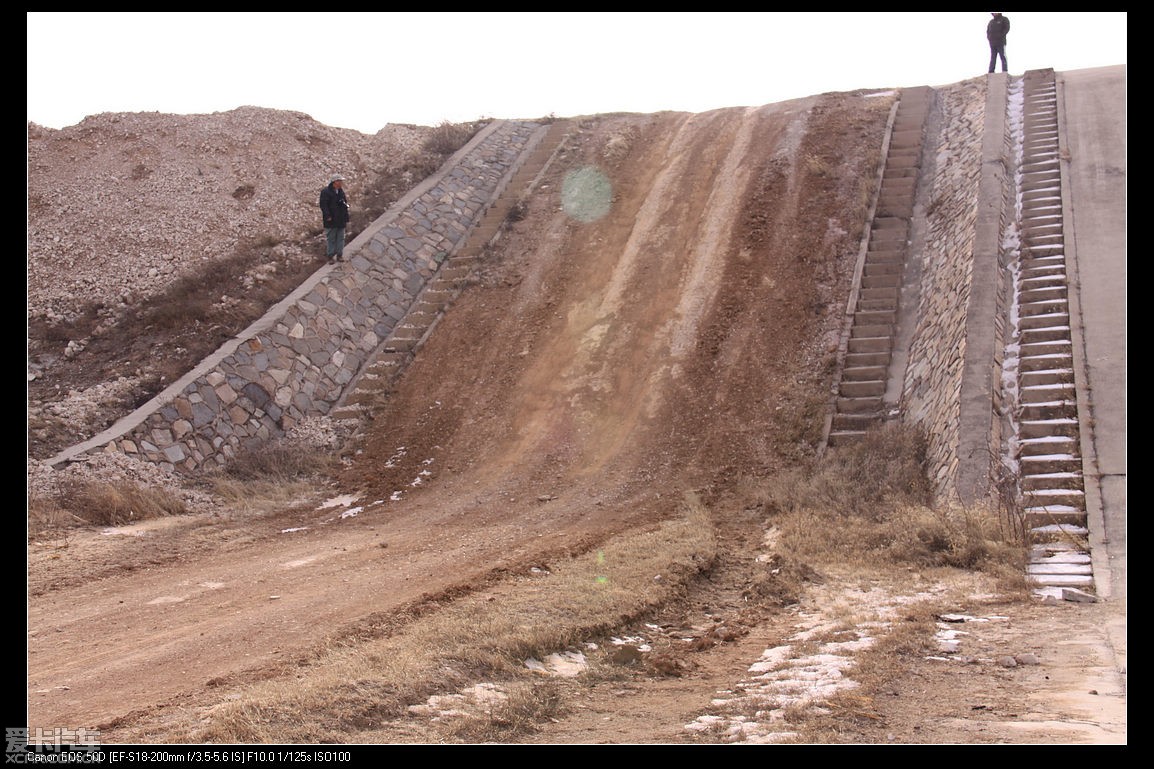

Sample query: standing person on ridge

[319,173,351,263]
[987,12,1010,74]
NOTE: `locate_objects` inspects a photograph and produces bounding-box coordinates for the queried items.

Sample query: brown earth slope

[26,94,1125,745]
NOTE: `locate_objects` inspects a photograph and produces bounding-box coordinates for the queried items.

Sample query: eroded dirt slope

[28,93,896,740]
[344,96,887,515]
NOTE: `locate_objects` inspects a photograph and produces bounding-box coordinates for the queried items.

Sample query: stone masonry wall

[987,79,1018,499]
[49,120,543,474]
[901,79,988,500]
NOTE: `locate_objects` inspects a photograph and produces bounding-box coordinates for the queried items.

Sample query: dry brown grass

[174,495,718,744]
[200,442,339,518]
[40,478,190,528]
[421,120,486,156]
[757,423,1025,581]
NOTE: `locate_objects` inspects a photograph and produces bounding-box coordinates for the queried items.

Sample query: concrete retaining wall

[47,120,544,473]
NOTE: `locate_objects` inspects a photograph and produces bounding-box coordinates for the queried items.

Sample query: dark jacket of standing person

[987,13,1010,73]
[319,178,350,229]
[987,13,1010,46]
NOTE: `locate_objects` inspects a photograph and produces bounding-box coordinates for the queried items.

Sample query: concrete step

[844,350,891,367]
[1024,506,1087,528]
[865,248,905,263]
[1019,339,1071,357]
[847,336,893,354]
[1019,266,1068,284]
[1020,369,1073,388]
[1021,221,1063,237]
[1023,484,1086,507]
[352,373,394,394]
[860,273,901,290]
[1020,175,1060,192]
[859,286,900,303]
[1020,353,1072,373]
[1019,299,1069,318]
[1022,189,1062,205]
[826,430,867,447]
[1017,434,1078,457]
[1019,312,1070,331]
[871,215,910,230]
[1020,472,1084,492]
[857,296,898,312]
[1019,247,1065,262]
[383,337,417,353]
[863,261,902,276]
[876,198,913,218]
[842,365,888,381]
[1019,286,1067,304]
[342,389,384,408]
[421,288,455,304]
[329,403,369,421]
[839,379,885,398]
[1020,454,1082,475]
[1027,563,1093,582]
[1019,382,1075,403]
[1019,325,1072,345]
[849,324,893,339]
[1020,233,1061,251]
[879,177,916,196]
[1022,244,1065,259]
[1022,158,1061,175]
[854,309,896,325]
[836,395,884,414]
[1019,418,1079,440]
[831,412,881,432]
[872,225,909,242]
[883,154,921,170]
[1027,522,1089,546]
[1019,400,1077,421]
[1020,276,1067,293]
[888,129,926,148]
[1022,231,1064,247]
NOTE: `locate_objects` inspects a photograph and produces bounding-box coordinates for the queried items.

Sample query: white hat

[330,174,345,182]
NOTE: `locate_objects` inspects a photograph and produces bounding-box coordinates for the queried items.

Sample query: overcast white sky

[27,12,1127,135]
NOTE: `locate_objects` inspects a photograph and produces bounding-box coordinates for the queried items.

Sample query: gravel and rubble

[27,107,437,499]
[28,106,428,322]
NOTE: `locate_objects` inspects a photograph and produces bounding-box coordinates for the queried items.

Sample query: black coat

[319,183,350,228]
[987,15,1010,46]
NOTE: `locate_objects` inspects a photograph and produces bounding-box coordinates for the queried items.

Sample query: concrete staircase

[1011,70,1093,593]
[329,120,570,423]
[825,86,931,447]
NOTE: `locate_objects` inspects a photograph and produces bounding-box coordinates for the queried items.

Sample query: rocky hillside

[27,108,479,466]
[27,106,434,322]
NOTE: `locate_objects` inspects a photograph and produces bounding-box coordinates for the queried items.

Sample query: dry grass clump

[760,423,1024,577]
[216,441,330,482]
[202,441,338,516]
[178,495,718,744]
[443,680,566,743]
[27,494,78,533]
[39,478,190,528]
[421,120,486,156]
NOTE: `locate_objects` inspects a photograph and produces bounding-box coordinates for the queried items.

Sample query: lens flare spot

[562,166,612,222]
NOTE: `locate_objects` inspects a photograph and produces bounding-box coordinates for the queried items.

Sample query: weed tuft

[52,478,189,527]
